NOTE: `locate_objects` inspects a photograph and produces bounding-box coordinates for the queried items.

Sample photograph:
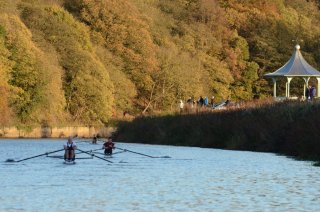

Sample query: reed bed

[115,99,320,163]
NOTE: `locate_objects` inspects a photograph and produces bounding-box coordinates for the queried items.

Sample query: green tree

[95,46,137,116]
[154,47,206,111]
[0,14,60,123]
[20,4,114,124]
[64,0,158,112]
[0,24,14,126]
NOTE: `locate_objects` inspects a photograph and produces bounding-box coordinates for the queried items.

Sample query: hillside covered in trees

[1,0,320,127]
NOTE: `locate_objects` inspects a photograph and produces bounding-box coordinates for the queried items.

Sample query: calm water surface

[0,139,319,211]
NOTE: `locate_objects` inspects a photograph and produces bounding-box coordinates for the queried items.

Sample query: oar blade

[115,147,171,159]
[10,149,65,163]
[77,148,113,163]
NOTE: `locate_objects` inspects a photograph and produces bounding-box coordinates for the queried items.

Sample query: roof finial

[292,37,303,50]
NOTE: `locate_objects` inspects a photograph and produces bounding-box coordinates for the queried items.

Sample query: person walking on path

[310,85,317,100]
[204,96,208,107]
[210,96,215,108]
[306,85,311,100]
[179,99,184,114]
[198,96,204,107]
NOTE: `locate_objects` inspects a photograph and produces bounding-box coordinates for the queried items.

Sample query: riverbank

[115,100,320,164]
[0,126,116,138]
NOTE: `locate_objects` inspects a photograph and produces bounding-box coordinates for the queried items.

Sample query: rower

[92,134,97,144]
[102,137,115,155]
[64,136,77,161]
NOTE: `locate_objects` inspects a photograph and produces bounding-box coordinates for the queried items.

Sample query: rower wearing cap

[64,136,77,161]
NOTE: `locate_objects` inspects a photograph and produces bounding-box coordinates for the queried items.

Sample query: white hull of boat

[64,160,76,165]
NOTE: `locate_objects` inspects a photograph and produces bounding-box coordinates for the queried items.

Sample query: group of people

[185,96,211,107]
[186,96,218,108]
[179,96,220,112]
[63,136,115,161]
[306,85,317,101]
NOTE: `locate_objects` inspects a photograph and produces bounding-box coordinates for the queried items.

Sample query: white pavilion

[264,44,320,98]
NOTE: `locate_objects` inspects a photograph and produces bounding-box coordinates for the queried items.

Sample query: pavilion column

[287,77,293,98]
[303,77,310,98]
[264,45,320,100]
[317,77,320,98]
[272,78,277,97]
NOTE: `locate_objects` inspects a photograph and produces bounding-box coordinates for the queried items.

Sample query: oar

[76,147,102,155]
[46,155,64,159]
[91,150,127,156]
[73,157,94,160]
[115,147,154,158]
[90,151,105,156]
[75,140,103,144]
[6,149,65,163]
[77,148,113,163]
[112,150,127,155]
[76,140,91,144]
[46,155,94,160]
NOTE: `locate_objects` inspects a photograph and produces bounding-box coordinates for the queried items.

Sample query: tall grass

[115,100,320,162]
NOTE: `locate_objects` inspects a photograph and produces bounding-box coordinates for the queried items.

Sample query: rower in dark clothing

[92,134,97,144]
[102,137,115,155]
[64,137,77,161]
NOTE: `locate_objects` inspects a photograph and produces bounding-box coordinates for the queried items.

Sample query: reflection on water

[0,139,320,211]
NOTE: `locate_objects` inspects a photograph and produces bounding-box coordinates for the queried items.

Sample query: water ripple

[0,139,320,211]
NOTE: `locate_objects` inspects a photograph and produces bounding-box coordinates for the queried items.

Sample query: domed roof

[265,45,320,77]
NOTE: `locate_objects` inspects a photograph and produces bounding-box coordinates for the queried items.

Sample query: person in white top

[64,137,77,161]
[179,99,184,114]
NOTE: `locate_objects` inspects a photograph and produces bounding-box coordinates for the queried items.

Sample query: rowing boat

[5,146,169,164]
[64,160,76,165]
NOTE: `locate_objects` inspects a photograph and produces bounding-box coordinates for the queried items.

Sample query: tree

[20,4,115,124]
[0,24,14,126]
[0,14,59,123]
[65,0,158,112]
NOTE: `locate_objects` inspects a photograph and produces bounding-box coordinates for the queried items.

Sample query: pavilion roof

[264,45,320,77]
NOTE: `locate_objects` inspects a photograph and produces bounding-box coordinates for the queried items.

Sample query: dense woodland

[1,0,320,127]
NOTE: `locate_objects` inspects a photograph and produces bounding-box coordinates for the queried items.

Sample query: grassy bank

[115,100,320,164]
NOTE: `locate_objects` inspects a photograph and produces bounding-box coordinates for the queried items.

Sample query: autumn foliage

[1,0,320,127]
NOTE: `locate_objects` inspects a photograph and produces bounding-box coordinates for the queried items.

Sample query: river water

[0,139,319,211]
